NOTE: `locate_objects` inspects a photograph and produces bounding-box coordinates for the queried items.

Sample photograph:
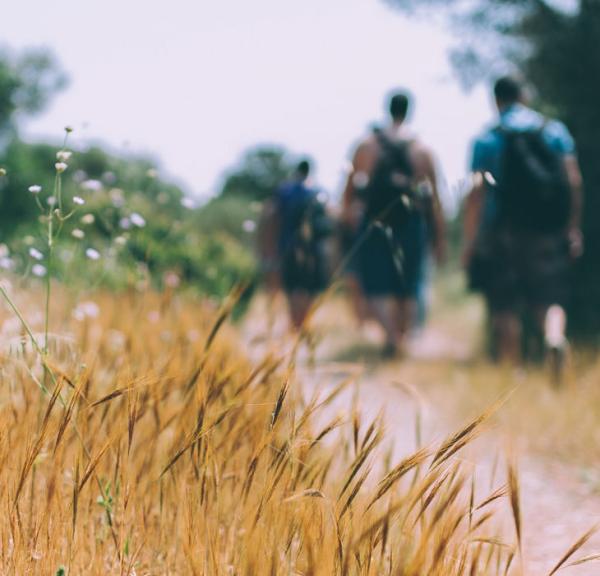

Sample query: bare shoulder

[408,139,435,174]
[352,135,378,170]
[409,139,433,160]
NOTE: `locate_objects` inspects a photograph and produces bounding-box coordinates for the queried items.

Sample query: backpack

[277,184,331,285]
[363,130,415,228]
[497,124,571,233]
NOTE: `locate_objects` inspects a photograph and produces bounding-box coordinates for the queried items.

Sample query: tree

[0,47,66,132]
[220,146,294,201]
[385,0,600,339]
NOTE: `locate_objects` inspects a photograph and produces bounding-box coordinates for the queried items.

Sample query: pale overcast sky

[3,0,495,203]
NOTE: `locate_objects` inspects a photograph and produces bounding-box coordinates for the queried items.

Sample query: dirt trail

[243,295,600,575]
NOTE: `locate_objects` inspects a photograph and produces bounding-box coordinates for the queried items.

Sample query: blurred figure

[463,76,583,374]
[338,177,370,328]
[264,160,331,330]
[342,91,446,357]
[257,195,281,294]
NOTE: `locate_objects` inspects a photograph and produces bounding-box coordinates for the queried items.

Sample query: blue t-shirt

[276,180,317,255]
[470,103,575,224]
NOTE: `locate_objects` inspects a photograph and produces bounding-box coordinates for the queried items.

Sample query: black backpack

[497,124,570,233]
[279,189,332,286]
[363,130,415,228]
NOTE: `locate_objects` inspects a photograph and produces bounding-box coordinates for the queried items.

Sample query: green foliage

[0,140,257,305]
[0,140,57,236]
[0,47,262,308]
[220,146,294,201]
[0,47,65,129]
[193,194,262,244]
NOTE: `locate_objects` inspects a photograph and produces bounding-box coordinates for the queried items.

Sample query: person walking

[342,91,446,357]
[463,76,583,375]
[267,159,331,331]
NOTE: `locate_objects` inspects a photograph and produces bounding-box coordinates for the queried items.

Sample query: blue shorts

[358,211,427,298]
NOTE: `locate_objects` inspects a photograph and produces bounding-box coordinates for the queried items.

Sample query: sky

[2,0,495,204]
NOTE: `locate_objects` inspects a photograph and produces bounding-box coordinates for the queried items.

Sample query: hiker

[268,159,332,330]
[463,76,583,370]
[342,91,446,356]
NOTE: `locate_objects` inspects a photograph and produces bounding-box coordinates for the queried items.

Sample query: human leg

[368,297,401,355]
[287,291,313,331]
[493,311,522,363]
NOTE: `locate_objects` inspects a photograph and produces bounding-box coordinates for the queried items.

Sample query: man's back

[474,106,574,185]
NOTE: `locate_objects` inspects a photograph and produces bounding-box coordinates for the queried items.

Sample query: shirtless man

[342,91,446,356]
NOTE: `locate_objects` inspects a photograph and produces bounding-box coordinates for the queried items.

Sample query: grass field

[0,282,528,575]
[1,277,599,575]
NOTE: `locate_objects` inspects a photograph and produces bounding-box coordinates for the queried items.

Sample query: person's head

[494,76,524,111]
[388,92,411,124]
[295,159,311,181]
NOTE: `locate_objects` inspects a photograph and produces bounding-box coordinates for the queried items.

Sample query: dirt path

[243,294,600,575]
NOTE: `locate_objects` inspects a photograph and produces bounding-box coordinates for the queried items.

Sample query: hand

[568,228,584,259]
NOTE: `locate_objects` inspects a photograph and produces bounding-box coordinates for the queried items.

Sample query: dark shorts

[358,211,427,299]
[339,223,361,276]
[281,244,328,295]
[488,229,571,312]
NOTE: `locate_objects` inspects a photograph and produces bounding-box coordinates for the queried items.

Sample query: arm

[564,154,584,257]
[421,149,447,265]
[341,141,373,230]
[462,173,486,267]
[257,197,281,291]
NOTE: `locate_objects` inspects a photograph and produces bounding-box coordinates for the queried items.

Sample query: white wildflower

[114,235,127,246]
[73,196,85,205]
[28,185,42,194]
[164,271,180,288]
[242,219,256,233]
[81,179,102,192]
[73,301,100,321]
[85,248,100,260]
[119,217,131,230]
[56,150,72,162]
[47,196,57,207]
[71,228,85,239]
[130,213,146,228]
[0,244,9,259]
[81,213,95,225]
[55,162,68,173]
[32,264,47,277]
[0,168,6,177]
[29,247,44,261]
[0,257,14,270]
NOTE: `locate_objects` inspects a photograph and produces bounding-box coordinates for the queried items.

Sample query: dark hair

[296,159,311,179]
[494,76,523,105]
[389,92,410,121]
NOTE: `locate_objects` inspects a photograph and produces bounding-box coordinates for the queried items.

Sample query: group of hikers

[258,76,583,372]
